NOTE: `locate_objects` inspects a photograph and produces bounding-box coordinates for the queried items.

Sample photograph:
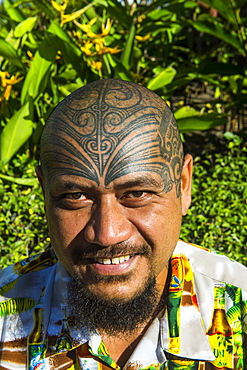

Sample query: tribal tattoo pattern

[41,79,183,197]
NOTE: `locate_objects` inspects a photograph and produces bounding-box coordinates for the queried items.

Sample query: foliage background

[0,0,247,267]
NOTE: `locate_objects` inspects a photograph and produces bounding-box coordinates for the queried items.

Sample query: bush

[181,135,247,266]
[1,137,246,268]
[0,154,48,268]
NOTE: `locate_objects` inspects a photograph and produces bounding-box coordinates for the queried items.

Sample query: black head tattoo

[40,79,183,197]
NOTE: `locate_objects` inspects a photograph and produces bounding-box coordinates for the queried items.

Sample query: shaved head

[40,79,183,197]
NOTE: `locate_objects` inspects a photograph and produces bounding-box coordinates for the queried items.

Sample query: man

[0,79,246,370]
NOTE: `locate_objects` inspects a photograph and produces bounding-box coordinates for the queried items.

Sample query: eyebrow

[114,176,164,190]
[51,176,164,192]
[51,180,90,192]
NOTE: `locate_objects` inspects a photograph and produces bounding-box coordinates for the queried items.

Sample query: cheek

[131,200,182,245]
[46,206,85,249]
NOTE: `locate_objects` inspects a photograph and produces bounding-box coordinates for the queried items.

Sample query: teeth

[94,255,131,265]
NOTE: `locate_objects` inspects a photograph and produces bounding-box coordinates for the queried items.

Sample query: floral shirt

[0,240,247,370]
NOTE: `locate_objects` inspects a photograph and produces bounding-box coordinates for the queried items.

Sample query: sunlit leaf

[3,0,24,22]
[0,39,23,68]
[174,106,198,120]
[0,102,34,163]
[0,174,38,186]
[14,17,37,38]
[147,66,176,91]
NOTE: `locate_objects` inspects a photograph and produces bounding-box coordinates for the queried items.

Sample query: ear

[181,154,193,216]
[35,165,45,196]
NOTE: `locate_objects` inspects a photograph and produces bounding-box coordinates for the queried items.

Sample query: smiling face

[37,79,192,306]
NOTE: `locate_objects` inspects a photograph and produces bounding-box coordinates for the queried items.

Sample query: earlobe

[181,154,193,216]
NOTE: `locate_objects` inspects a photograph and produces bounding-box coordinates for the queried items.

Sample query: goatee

[67,274,160,336]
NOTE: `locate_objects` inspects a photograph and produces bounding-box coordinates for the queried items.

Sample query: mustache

[72,242,150,261]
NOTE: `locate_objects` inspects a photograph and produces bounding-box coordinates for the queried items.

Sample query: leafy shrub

[0,154,48,268]
[0,136,246,268]
[181,135,247,266]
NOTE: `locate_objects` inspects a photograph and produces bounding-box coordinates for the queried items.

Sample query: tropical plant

[0,0,246,180]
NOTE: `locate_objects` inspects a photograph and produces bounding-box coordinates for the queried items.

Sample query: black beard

[67,274,160,336]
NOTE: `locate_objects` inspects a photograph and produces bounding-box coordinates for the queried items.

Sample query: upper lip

[86,253,135,259]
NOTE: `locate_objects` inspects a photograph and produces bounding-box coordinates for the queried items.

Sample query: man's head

[36,79,192,333]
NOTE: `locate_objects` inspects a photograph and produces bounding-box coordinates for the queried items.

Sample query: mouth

[92,254,133,265]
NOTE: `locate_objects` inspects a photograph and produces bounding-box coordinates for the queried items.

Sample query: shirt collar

[44,245,215,363]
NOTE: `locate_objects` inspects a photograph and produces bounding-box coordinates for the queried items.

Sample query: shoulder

[0,248,58,296]
[174,240,247,291]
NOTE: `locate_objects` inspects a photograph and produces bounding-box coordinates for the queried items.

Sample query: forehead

[41,80,181,195]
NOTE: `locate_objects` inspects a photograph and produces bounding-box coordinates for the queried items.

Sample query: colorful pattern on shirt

[0,242,247,369]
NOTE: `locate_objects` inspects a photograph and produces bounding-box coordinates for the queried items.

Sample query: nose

[84,195,133,246]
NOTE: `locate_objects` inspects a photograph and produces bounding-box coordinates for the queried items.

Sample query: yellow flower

[90,60,102,71]
[61,5,93,26]
[135,33,151,42]
[51,1,93,27]
[0,71,23,102]
[51,0,68,14]
[101,18,112,37]
[75,18,112,39]
[96,45,121,55]
[75,18,98,38]
[81,41,95,56]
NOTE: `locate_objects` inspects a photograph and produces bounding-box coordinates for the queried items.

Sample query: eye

[125,191,146,198]
[64,192,86,200]
[120,190,154,207]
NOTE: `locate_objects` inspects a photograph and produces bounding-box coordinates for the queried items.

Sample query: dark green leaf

[48,20,86,78]
[199,0,237,25]
[120,23,136,70]
[177,113,227,132]
[21,33,58,104]
[191,20,246,55]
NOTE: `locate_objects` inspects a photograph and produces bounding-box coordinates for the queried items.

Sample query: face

[38,79,192,305]
[36,154,192,304]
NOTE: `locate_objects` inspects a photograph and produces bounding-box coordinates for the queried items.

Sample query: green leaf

[0,102,34,163]
[191,20,246,55]
[31,0,56,18]
[147,66,177,91]
[199,0,237,25]
[21,33,58,104]
[120,23,136,70]
[174,106,198,120]
[48,20,85,78]
[107,54,133,81]
[14,17,37,38]
[177,113,227,133]
[105,0,132,28]
[0,38,23,68]
[3,0,25,22]
[0,174,38,186]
